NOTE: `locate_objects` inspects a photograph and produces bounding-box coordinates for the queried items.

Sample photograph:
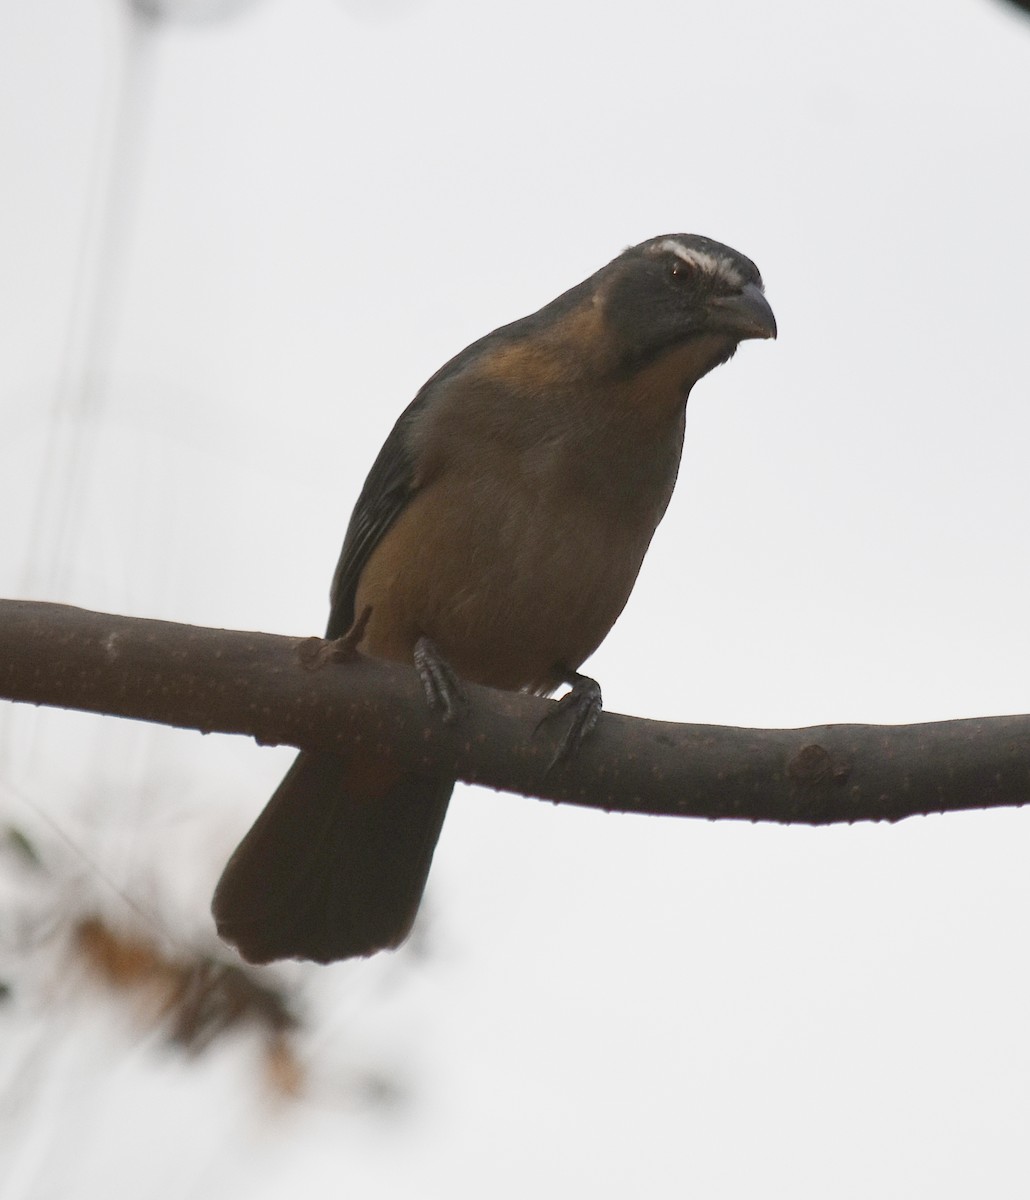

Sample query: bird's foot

[537,670,602,772]
[413,636,468,724]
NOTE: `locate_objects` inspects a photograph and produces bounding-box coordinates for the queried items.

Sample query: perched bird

[213,233,776,965]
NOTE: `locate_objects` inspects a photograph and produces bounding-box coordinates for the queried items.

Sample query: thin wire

[1,777,179,949]
[3,7,162,793]
[22,7,160,604]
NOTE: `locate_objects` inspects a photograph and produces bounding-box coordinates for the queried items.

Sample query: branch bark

[1,598,1028,825]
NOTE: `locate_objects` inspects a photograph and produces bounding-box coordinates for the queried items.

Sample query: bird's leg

[538,667,603,770]
[413,636,468,724]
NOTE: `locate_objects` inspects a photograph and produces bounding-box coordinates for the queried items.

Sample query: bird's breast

[355,418,683,694]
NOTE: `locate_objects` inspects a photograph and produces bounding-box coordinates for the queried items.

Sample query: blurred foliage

[74,917,304,1089]
[0,819,415,1110]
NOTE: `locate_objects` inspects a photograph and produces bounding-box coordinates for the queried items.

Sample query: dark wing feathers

[324,328,509,639]
[325,392,428,639]
[324,305,564,640]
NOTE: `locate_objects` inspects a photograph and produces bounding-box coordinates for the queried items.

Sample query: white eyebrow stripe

[656,238,745,288]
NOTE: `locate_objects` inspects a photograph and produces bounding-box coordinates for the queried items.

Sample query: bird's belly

[355,474,659,694]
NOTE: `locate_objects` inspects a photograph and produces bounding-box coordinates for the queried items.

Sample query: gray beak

[706,282,777,341]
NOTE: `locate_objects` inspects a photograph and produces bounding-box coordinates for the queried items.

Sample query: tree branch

[1,598,1028,824]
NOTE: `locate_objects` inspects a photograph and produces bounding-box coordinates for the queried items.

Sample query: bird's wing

[325,392,428,639]
[323,324,511,639]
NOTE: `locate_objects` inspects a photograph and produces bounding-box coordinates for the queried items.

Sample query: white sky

[2,0,1030,1196]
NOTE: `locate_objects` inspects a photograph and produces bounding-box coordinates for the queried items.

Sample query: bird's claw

[537,672,602,773]
[413,636,468,724]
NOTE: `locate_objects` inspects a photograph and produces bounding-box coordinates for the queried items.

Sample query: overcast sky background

[2,0,1030,1196]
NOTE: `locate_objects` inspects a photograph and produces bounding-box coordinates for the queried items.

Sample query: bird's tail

[212,751,453,964]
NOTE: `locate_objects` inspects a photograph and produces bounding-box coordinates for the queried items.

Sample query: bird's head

[593,233,776,396]
[425,233,775,433]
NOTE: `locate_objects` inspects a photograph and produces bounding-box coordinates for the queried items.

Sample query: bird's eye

[667,258,695,283]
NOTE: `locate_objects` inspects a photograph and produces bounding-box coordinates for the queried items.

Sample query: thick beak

[706,282,777,341]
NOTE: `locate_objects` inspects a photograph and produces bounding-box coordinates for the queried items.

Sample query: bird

[212,233,776,965]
